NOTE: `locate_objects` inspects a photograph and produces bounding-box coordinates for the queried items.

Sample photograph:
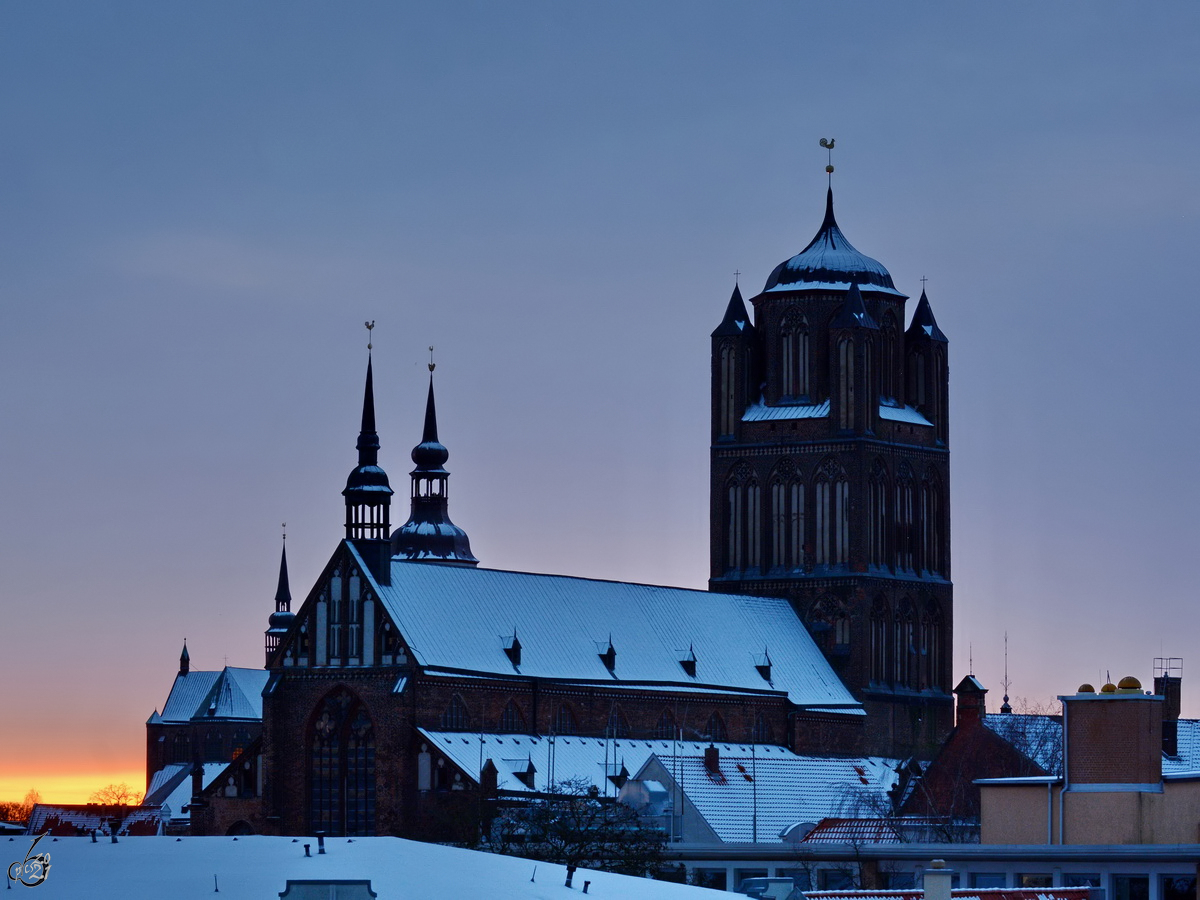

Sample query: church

[155,181,954,839]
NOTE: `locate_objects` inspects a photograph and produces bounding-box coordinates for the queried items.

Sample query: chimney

[1154,658,1182,757]
[1061,676,1162,788]
[703,745,720,774]
[953,675,987,728]
[923,860,953,900]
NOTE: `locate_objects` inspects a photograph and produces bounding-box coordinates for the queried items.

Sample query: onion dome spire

[392,353,478,566]
[343,330,393,541]
[266,530,296,664]
[763,187,904,296]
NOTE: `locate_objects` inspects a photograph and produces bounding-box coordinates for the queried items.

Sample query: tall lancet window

[815,459,849,566]
[933,348,947,443]
[780,311,809,399]
[726,463,757,571]
[870,597,890,684]
[869,459,889,568]
[837,338,855,430]
[719,343,738,435]
[895,463,915,572]
[309,688,376,836]
[909,350,927,408]
[920,471,944,575]
[881,312,898,403]
[770,461,804,571]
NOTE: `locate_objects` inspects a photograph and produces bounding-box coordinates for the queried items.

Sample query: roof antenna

[1000,632,1012,714]
[820,137,836,186]
[364,320,374,351]
[428,345,435,373]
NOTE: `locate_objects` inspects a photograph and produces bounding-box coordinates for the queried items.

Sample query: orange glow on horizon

[0,770,146,806]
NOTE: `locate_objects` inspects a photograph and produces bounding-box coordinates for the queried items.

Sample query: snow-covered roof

[878,405,933,427]
[10,835,728,900]
[354,549,859,709]
[982,714,1063,775]
[637,750,902,844]
[144,764,227,821]
[158,668,269,723]
[26,804,163,836]
[1163,718,1200,774]
[421,730,802,796]
[741,400,932,427]
[761,189,905,298]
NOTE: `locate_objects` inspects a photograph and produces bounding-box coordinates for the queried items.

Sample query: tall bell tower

[709,178,952,756]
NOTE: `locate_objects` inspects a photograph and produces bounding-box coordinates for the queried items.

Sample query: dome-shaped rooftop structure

[763,188,904,297]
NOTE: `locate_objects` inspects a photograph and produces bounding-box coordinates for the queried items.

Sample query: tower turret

[391,366,478,565]
[904,290,949,445]
[711,283,756,443]
[265,535,295,664]
[342,353,393,540]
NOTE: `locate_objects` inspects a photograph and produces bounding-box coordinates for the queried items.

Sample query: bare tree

[0,789,41,825]
[89,783,142,806]
[483,777,665,877]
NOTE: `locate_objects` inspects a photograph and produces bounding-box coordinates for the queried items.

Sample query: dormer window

[599,640,616,673]
[503,632,522,668]
[680,646,697,678]
[755,648,772,683]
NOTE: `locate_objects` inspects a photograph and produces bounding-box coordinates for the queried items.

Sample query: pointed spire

[392,363,478,566]
[907,290,948,342]
[274,539,292,613]
[712,283,753,337]
[179,641,190,676]
[821,185,837,231]
[831,282,879,330]
[357,354,381,467]
[344,342,393,541]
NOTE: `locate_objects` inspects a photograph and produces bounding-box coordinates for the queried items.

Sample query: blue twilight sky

[2,2,1199,788]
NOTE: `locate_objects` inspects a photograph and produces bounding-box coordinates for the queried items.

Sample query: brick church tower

[709,185,952,755]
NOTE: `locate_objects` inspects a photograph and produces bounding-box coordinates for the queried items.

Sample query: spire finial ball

[428,345,436,373]
[826,165,835,174]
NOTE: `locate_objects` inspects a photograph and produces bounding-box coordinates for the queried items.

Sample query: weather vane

[428,345,436,373]
[820,137,836,181]
[364,320,375,351]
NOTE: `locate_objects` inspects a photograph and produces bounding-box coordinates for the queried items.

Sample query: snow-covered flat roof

[355,551,859,709]
[13,835,727,900]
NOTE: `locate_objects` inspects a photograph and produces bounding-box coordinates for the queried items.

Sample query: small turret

[711,283,756,442]
[905,290,949,443]
[391,365,478,565]
[265,536,295,664]
[179,641,190,677]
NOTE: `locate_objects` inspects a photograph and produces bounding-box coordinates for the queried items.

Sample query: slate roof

[649,751,901,843]
[982,713,1063,775]
[158,668,269,723]
[422,731,811,796]
[354,549,859,709]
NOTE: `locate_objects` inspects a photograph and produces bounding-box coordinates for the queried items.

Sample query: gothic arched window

[869,459,890,568]
[920,470,944,575]
[895,462,915,572]
[924,601,944,691]
[719,342,738,436]
[553,704,577,735]
[607,705,630,739]
[780,311,810,399]
[232,728,251,757]
[770,460,804,572]
[499,699,526,733]
[751,712,773,743]
[204,730,224,763]
[881,312,898,402]
[896,599,917,689]
[172,732,189,764]
[815,458,849,567]
[656,709,677,740]
[726,463,760,572]
[870,597,890,685]
[838,338,855,430]
[308,688,376,836]
[706,712,728,741]
[440,694,470,730]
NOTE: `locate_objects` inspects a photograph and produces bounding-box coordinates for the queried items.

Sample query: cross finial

[734,269,741,285]
[920,275,929,290]
[364,320,375,351]
[428,345,435,373]
[819,138,836,184]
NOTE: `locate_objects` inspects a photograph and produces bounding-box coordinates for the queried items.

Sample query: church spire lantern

[342,346,393,541]
[391,357,478,566]
[266,533,295,664]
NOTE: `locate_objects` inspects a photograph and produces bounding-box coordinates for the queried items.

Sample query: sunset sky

[3,2,1200,802]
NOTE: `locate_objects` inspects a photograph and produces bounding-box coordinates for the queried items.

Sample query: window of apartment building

[970,874,1007,889]
[1113,875,1150,900]
[1162,876,1197,900]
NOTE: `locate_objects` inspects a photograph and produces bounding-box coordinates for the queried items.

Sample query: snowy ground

[3,834,726,899]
